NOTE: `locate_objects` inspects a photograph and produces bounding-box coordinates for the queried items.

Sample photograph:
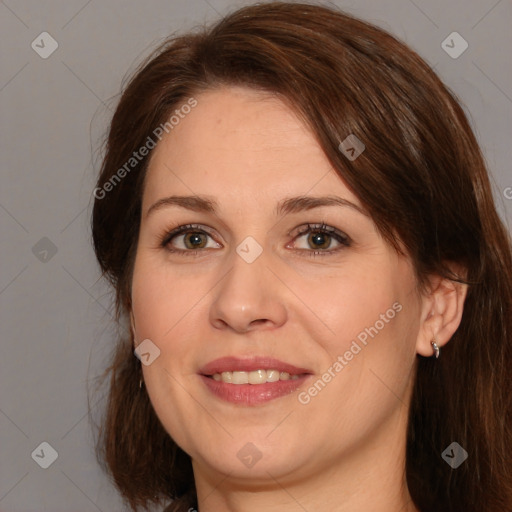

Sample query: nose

[209,246,288,333]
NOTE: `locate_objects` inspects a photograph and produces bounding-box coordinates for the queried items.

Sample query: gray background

[1,0,511,511]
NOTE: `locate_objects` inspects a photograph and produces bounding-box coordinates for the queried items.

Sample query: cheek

[131,253,197,340]
[305,261,418,408]
[302,263,406,352]
[130,253,213,396]
[130,257,205,446]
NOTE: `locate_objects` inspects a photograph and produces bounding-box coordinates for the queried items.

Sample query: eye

[289,223,351,256]
[160,224,221,255]
[159,222,351,258]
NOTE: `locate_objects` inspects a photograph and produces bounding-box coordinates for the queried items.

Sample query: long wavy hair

[91,3,512,511]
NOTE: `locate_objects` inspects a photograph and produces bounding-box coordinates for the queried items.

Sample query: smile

[199,356,313,405]
[210,369,302,384]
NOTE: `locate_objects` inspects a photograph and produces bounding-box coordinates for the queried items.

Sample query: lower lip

[200,375,309,405]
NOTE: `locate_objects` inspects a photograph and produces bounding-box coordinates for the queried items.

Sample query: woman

[91,2,512,511]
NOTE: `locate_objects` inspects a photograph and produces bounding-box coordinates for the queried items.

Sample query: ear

[416,270,468,357]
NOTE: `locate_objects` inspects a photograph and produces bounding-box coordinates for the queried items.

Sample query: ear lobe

[416,273,468,357]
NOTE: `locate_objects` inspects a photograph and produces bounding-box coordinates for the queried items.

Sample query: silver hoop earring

[431,338,440,359]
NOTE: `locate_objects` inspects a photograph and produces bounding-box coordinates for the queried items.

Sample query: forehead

[142,86,360,209]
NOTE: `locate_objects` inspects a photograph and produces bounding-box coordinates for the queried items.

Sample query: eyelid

[289,222,349,240]
[160,223,218,246]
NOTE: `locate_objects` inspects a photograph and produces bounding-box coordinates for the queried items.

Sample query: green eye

[161,224,220,255]
[182,232,208,249]
[291,223,351,257]
[307,231,333,249]
[160,222,351,258]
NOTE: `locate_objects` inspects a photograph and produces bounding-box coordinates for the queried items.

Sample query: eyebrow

[145,194,368,218]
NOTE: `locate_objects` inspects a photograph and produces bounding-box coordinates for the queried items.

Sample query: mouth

[209,369,304,384]
[198,356,313,405]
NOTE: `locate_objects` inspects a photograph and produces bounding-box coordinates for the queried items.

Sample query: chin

[190,436,310,482]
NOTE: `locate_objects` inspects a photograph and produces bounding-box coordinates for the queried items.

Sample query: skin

[130,86,467,512]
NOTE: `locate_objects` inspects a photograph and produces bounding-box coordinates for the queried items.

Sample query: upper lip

[199,356,312,376]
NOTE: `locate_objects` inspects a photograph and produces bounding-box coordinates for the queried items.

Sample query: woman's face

[131,86,423,486]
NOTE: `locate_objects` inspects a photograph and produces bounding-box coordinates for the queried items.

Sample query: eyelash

[159,222,351,258]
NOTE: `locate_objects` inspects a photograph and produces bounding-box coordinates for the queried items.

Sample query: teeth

[211,369,303,384]
[266,369,280,382]
[231,371,249,384]
[221,371,233,383]
[248,369,266,384]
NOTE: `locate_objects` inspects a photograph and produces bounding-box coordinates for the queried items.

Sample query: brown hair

[91,2,512,511]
